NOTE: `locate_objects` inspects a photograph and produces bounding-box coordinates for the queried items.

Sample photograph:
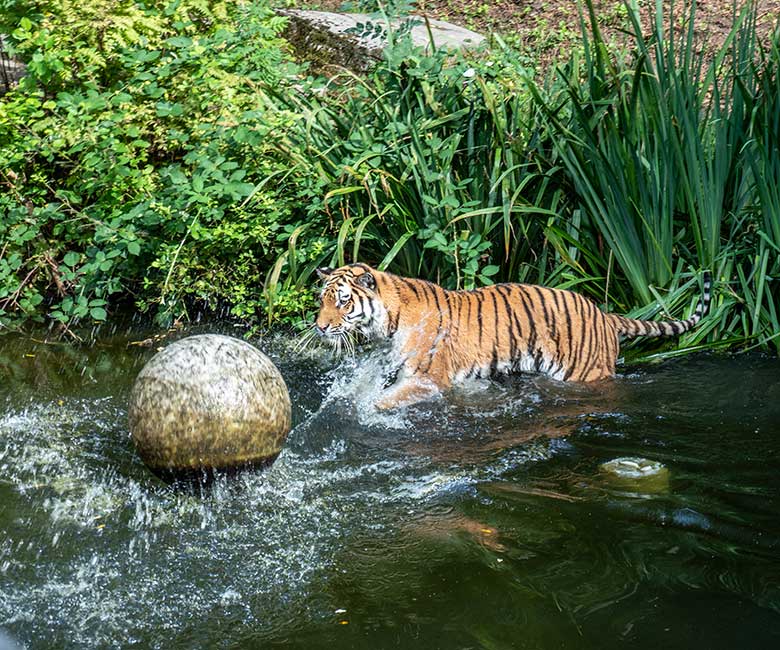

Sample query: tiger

[312,263,712,409]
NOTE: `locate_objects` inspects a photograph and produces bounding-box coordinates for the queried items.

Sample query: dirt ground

[299,0,780,65]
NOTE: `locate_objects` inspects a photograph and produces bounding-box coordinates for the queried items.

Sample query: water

[1,328,779,649]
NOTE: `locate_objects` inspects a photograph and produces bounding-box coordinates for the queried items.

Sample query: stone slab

[279,10,485,71]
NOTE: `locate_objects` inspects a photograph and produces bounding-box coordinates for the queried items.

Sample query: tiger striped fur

[314,264,712,409]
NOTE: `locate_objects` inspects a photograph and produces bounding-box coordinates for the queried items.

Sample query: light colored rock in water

[280,10,485,71]
[599,456,670,494]
[128,334,291,481]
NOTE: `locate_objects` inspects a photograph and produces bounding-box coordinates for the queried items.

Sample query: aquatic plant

[533,0,779,353]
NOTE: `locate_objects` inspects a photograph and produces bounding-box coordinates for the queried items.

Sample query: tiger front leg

[375,353,451,410]
[375,376,442,410]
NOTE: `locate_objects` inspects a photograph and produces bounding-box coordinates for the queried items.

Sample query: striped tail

[612,271,712,339]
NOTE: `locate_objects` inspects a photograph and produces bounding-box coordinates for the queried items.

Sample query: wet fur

[314,264,711,409]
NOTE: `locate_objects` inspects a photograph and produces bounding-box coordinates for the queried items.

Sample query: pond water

[1,327,779,649]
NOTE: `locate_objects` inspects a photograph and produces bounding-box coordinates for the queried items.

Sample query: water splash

[0,376,555,649]
[3,334,778,648]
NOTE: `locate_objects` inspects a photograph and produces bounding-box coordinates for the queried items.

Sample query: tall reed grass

[266,0,779,354]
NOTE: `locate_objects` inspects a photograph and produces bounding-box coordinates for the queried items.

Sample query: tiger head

[314,264,387,345]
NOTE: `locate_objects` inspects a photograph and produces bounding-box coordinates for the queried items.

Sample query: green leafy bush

[1,0,778,356]
[271,22,559,292]
[0,0,318,330]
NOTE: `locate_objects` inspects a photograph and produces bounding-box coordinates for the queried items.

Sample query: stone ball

[128,334,291,481]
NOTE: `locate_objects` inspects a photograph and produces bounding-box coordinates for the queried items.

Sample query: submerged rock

[599,457,670,494]
[128,334,291,482]
[280,10,485,71]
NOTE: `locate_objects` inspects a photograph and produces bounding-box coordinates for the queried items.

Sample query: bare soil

[299,1,780,66]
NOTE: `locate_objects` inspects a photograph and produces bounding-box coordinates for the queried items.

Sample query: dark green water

[1,329,779,649]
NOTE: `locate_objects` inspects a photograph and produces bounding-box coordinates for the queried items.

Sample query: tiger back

[313,264,711,409]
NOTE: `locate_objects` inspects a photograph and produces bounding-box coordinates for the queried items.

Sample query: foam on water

[3,334,780,649]
[0,333,628,648]
[0,369,554,649]
[315,348,412,430]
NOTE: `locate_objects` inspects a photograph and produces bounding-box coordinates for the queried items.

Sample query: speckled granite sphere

[128,334,291,480]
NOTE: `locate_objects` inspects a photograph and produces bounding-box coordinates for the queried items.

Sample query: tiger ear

[355,271,376,291]
[316,267,334,279]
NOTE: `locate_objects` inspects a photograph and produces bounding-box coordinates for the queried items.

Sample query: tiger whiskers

[330,329,358,359]
[294,325,359,359]
[294,325,319,354]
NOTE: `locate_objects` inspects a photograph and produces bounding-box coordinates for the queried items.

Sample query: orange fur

[314,264,711,409]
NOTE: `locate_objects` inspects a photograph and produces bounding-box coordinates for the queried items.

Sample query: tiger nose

[316,323,329,335]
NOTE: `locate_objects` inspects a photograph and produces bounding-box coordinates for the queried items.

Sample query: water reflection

[0,330,779,649]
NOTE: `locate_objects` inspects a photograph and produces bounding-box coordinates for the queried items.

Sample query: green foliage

[740,29,780,351]
[528,0,779,351]
[266,0,778,353]
[0,0,308,330]
[1,0,237,89]
[1,0,778,357]
[271,28,559,292]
